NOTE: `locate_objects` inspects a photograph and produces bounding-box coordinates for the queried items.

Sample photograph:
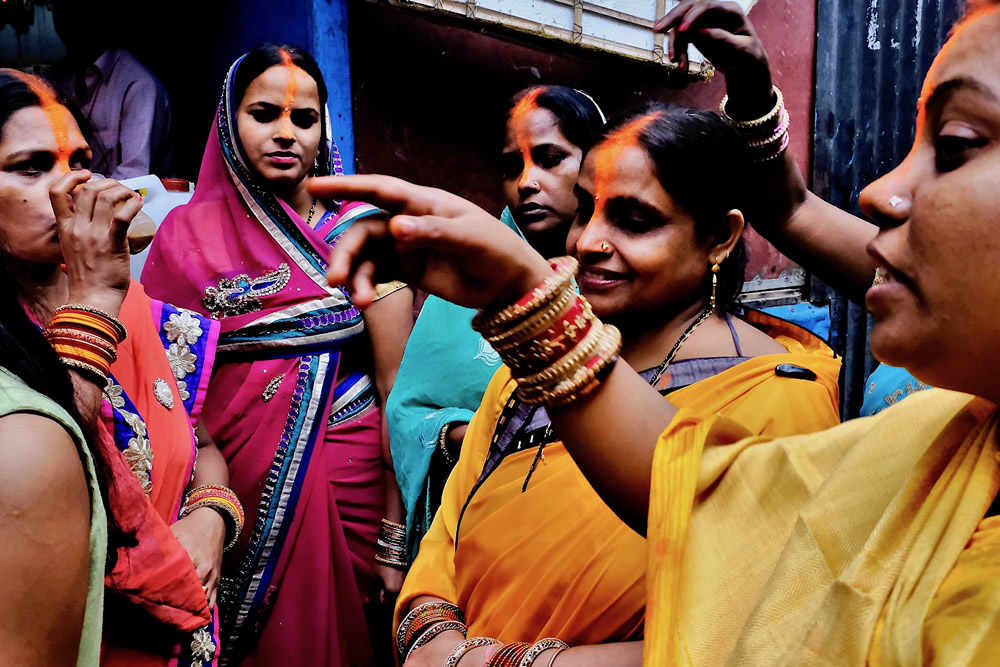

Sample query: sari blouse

[397,312,842,645]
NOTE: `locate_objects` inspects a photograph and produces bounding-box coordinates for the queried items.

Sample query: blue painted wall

[225,0,354,173]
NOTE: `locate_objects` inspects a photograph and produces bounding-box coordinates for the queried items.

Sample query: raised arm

[312,175,674,533]
[660,1,879,302]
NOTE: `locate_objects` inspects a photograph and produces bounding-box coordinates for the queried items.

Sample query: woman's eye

[250,109,279,123]
[8,155,52,176]
[501,154,524,180]
[536,150,567,170]
[934,134,987,172]
[290,110,317,129]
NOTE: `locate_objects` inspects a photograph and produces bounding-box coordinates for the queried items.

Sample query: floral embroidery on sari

[104,376,154,495]
[157,304,218,418]
[202,263,291,319]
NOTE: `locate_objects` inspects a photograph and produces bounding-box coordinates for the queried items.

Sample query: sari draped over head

[396,313,843,648]
[386,207,523,561]
[645,388,1000,666]
[100,280,221,667]
[142,53,388,667]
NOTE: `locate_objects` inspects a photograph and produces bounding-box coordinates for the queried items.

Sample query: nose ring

[888,195,904,209]
[600,242,610,252]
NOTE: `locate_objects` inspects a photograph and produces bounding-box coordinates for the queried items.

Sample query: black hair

[507,86,606,153]
[601,103,751,312]
[233,44,328,108]
[0,69,133,572]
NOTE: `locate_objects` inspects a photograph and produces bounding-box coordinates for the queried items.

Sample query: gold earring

[710,261,721,312]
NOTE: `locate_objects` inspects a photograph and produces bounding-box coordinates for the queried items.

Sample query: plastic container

[118,175,195,279]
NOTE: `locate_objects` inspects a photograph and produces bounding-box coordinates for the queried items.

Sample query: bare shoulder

[730,318,789,357]
[0,412,90,525]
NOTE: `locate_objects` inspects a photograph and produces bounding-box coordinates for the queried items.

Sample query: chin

[255,166,306,189]
[868,316,927,372]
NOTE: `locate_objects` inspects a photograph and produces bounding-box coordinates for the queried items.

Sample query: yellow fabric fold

[397,317,842,647]
[646,388,1000,666]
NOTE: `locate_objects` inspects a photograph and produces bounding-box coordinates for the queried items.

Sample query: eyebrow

[247,101,319,113]
[922,76,999,114]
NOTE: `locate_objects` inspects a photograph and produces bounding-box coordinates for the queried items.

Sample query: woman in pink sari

[142,45,411,666]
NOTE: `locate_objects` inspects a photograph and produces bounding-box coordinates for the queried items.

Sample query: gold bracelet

[719,85,783,130]
[519,638,569,667]
[515,319,604,388]
[472,257,578,337]
[517,325,621,407]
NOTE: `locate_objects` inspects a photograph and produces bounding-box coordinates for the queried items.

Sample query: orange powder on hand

[7,69,82,173]
[592,113,660,217]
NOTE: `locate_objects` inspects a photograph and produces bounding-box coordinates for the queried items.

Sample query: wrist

[64,287,127,318]
[493,254,553,311]
[724,78,776,120]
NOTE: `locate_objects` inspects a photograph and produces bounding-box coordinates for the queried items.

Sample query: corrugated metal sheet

[810,0,962,417]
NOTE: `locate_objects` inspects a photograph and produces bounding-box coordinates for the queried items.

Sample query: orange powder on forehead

[7,69,80,172]
[508,87,546,183]
[592,113,661,216]
[276,49,311,136]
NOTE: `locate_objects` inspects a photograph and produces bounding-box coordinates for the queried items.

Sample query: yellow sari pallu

[646,388,1000,666]
[397,316,842,647]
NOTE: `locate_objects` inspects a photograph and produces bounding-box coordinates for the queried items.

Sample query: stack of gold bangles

[483,638,569,666]
[472,257,621,407]
[375,518,407,569]
[720,85,789,162]
[45,303,128,384]
[180,484,245,551]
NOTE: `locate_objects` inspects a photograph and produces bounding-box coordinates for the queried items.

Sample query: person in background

[142,45,413,666]
[386,85,606,560]
[0,68,229,667]
[46,0,172,178]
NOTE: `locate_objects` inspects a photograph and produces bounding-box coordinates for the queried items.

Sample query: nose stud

[600,242,610,252]
[888,195,904,209]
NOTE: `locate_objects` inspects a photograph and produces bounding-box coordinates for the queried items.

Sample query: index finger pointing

[307,174,436,216]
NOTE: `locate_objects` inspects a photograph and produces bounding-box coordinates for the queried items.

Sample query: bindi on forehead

[7,70,81,171]
[592,113,660,214]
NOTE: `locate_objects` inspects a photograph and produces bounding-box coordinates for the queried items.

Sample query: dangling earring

[710,261,721,312]
[313,157,321,175]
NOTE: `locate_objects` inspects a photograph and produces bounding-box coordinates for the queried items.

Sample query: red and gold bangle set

[180,483,245,551]
[44,304,128,384]
[472,257,622,407]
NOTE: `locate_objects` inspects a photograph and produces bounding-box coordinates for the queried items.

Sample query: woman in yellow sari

[332,105,840,665]
[315,1,1000,664]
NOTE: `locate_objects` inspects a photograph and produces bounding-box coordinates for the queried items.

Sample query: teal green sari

[386,208,523,559]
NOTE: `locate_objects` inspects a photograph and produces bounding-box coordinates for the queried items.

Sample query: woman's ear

[709,209,745,264]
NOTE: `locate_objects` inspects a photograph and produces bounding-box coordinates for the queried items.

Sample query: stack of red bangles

[45,303,128,384]
[180,483,245,551]
[719,84,790,163]
[473,257,622,408]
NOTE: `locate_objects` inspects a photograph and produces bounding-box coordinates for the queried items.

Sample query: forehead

[244,65,320,106]
[925,10,1000,97]
[582,142,670,199]
[0,105,86,152]
[504,106,571,148]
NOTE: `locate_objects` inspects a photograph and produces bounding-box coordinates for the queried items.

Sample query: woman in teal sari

[386,86,605,558]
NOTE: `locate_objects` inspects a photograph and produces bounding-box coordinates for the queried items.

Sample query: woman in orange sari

[387,105,841,665]
[319,1,1000,663]
[0,69,234,667]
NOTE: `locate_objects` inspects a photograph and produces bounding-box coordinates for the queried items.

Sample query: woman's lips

[266,153,299,167]
[577,266,631,291]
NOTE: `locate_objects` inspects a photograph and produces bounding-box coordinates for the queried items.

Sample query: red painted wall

[348,0,816,285]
